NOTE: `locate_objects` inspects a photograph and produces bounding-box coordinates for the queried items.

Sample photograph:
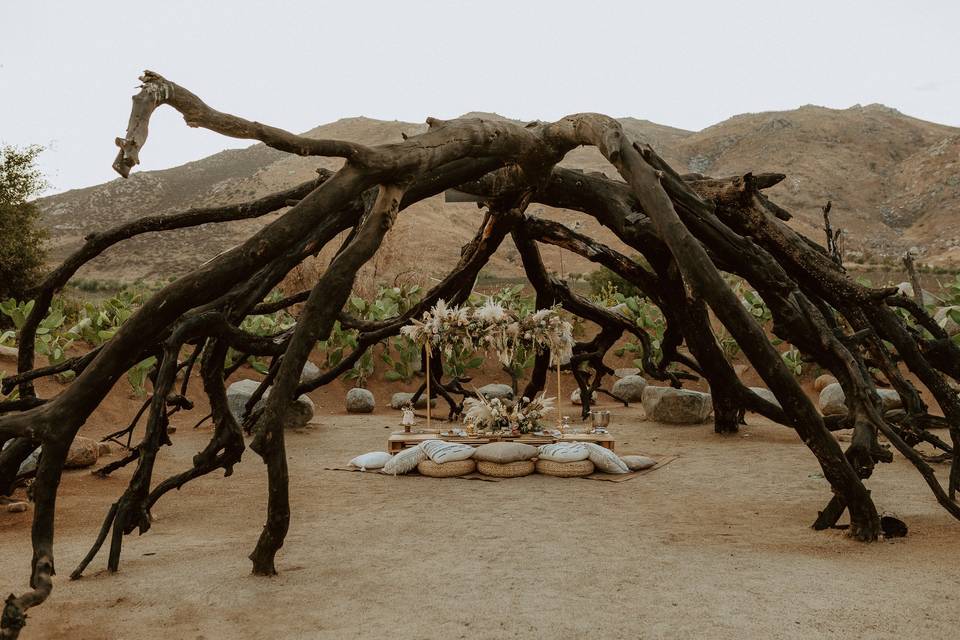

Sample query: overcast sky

[2,0,958,194]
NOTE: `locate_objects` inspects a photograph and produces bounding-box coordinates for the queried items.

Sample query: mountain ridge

[37,104,960,283]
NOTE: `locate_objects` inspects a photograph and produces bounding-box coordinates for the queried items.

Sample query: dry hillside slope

[36,105,960,283]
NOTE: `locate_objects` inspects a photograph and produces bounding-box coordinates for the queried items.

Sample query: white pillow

[538,442,590,462]
[382,445,427,475]
[620,455,656,471]
[583,442,629,474]
[349,451,393,471]
[421,439,475,464]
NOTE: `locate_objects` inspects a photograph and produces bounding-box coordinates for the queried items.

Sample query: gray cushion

[473,441,539,463]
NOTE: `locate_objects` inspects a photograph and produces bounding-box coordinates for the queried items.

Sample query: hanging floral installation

[399,298,575,367]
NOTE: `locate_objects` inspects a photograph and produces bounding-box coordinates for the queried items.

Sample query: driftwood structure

[2,71,959,637]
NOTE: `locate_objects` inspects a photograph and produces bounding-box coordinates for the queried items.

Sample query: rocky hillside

[36,105,960,283]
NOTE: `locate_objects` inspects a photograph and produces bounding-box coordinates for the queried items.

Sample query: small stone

[6,502,28,513]
[641,386,712,424]
[570,388,597,405]
[819,383,847,416]
[389,392,435,410]
[97,442,113,457]
[613,368,641,379]
[346,387,375,413]
[814,374,838,392]
[612,375,647,402]
[477,383,514,401]
[65,436,99,469]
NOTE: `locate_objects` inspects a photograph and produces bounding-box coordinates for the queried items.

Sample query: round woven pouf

[535,458,595,478]
[416,458,476,478]
[476,459,535,478]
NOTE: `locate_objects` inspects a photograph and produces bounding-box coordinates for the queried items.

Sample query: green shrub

[0,145,48,303]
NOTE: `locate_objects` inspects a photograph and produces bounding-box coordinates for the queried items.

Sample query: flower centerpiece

[462,392,556,434]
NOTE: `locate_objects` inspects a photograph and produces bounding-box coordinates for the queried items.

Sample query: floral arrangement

[463,393,556,434]
[400,299,574,366]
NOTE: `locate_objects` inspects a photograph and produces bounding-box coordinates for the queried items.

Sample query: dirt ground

[3,373,960,640]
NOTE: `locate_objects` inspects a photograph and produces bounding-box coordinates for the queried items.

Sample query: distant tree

[0,144,48,301]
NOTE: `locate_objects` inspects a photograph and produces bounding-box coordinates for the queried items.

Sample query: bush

[0,145,47,302]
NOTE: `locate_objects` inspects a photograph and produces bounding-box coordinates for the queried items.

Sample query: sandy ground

[3,377,960,640]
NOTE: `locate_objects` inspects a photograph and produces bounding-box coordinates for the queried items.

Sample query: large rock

[0,345,18,359]
[814,374,838,392]
[819,382,902,416]
[570,388,597,405]
[819,383,847,416]
[478,384,514,401]
[1,440,41,475]
[300,361,321,384]
[65,437,99,469]
[641,386,712,424]
[877,388,903,411]
[934,306,960,336]
[612,375,647,402]
[346,387,375,413]
[226,379,263,422]
[613,367,641,379]
[749,386,781,409]
[225,379,314,428]
[389,392,435,410]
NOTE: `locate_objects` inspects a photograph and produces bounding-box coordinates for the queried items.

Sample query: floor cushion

[383,445,427,475]
[421,439,476,464]
[535,458,595,477]
[349,451,392,471]
[583,442,629,474]
[620,455,656,471]
[417,458,476,477]
[476,459,535,478]
[537,442,589,462]
[473,441,538,464]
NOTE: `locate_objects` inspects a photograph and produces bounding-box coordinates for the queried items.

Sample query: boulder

[814,374,838,392]
[389,392,435,410]
[570,388,597,405]
[749,386,781,409]
[346,387,375,413]
[641,386,712,424]
[613,367,641,379]
[818,382,901,416]
[226,379,263,423]
[877,388,903,411]
[478,383,514,401]
[612,375,647,402]
[934,306,960,337]
[225,379,314,428]
[65,437,99,469]
[0,345,18,359]
[300,361,321,384]
[819,383,847,416]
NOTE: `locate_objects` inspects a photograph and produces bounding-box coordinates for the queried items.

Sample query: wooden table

[387,431,615,453]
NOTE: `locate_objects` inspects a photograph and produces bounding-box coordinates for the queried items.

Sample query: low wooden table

[387,431,615,453]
